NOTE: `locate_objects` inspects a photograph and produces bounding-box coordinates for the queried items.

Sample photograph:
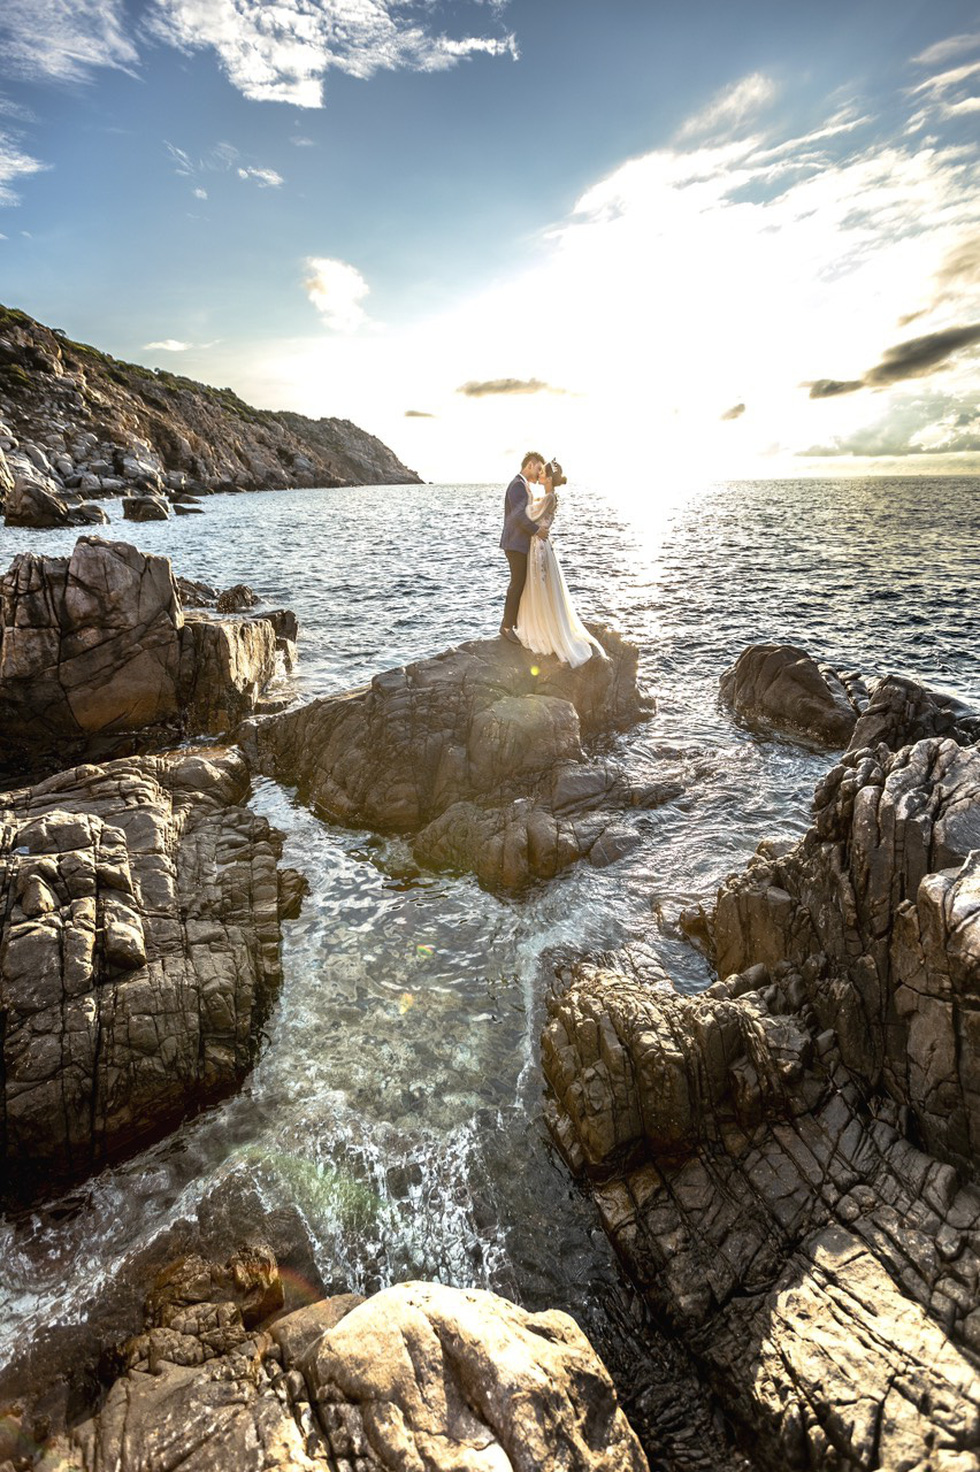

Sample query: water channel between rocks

[1,475,978,1420]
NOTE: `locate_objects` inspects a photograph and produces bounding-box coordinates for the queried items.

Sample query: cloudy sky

[1,0,979,484]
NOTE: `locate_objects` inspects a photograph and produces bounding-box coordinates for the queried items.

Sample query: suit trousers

[502,549,528,629]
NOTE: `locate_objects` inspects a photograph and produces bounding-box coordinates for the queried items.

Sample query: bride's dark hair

[544,459,567,487]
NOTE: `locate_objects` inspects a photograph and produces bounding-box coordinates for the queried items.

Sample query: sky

[0,0,979,486]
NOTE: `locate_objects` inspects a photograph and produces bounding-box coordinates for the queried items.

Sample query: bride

[515,460,606,669]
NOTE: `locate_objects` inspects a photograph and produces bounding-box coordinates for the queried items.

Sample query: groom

[499,450,548,644]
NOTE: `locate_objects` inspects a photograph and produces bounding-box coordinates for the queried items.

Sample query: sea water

[0,475,977,1409]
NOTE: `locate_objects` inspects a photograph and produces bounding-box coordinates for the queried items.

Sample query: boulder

[0,748,300,1190]
[37,1249,648,1472]
[240,628,656,892]
[847,671,980,752]
[122,493,171,521]
[3,476,92,529]
[543,961,980,1472]
[719,643,862,746]
[0,538,295,775]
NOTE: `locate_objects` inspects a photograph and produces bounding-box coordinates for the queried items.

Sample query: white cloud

[0,131,47,205]
[146,0,517,107]
[677,72,778,141]
[304,256,372,332]
[193,186,208,199]
[144,339,192,350]
[912,33,980,67]
[237,166,284,188]
[0,0,139,83]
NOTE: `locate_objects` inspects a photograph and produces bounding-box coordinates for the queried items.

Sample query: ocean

[1,474,978,1414]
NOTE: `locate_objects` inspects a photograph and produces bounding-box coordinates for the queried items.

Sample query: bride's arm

[528,491,558,527]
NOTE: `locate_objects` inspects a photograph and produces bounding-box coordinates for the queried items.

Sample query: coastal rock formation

[0,304,420,510]
[544,714,980,1469]
[0,749,300,1190]
[36,1248,648,1472]
[3,460,109,528]
[720,643,864,746]
[241,629,660,891]
[0,537,294,776]
[714,735,980,1169]
[847,671,980,753]
[543,961,980,1472]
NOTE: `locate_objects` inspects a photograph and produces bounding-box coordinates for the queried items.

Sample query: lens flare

[530,665,540,676]
[398,992,415,1013]
[416,943,434,958]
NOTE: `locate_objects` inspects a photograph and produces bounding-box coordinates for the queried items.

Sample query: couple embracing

[499,451,605,669]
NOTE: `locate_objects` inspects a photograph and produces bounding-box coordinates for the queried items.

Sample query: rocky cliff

[0,303,421,517]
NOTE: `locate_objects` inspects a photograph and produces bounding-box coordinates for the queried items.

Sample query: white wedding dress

[515,491,606,668]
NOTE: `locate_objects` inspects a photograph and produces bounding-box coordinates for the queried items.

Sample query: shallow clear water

[1,475,978,1402]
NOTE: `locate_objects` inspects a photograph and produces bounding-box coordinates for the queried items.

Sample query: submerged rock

[240,628,658,891]
[36,1247,649,1472]
[720,643,862,746]
[0,537,294,777]
[0,748,299,1192]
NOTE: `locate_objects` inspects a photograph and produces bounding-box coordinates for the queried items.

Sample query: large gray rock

[544,959,980,1472]
[542,695,980,1470]
[3,474,94,528]
[714,737,980,1169]
[847,672,980,753]
[0,748,300,1188]
[241,629,659,892]
[38,1249,648,1472]
[0,538,292,775]
[720,643,862,746]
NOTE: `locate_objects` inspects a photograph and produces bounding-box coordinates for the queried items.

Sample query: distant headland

[0,303,421,527]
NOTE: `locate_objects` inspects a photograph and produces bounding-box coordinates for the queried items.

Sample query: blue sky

[1,0,979,483]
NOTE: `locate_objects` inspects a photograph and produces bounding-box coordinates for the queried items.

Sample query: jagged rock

[177,575,220,607]
[543,959,980,1472]
[714,736,980,1169]
[216,582,258,613]
[240,629,654,892]
[720,643,863,746]
[75,501,109,524]
[848,671,980,752]
[121,493,171,521]
[38,1248,647,1472]
[0,303,421,493]
[0,748,299,1189]
[3,475,94,528]
[0,538,294,775]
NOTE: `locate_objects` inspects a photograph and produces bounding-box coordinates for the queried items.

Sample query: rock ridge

[0,302,420,526]
[544,658,980,1470]
[240,628,665,892]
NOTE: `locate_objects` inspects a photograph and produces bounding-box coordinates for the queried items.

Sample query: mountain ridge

[0,304,421,516]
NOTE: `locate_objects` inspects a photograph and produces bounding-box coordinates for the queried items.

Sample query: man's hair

[521,451,545,471]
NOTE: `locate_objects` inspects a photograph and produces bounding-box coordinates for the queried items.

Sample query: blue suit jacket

[499,474,539,553]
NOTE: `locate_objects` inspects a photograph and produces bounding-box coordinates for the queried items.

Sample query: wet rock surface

[0,748,298,1193]
[719,643,865,746]
[0,305,420,519]
[33,1247,649,1472]
[544,960,980,1471]
[544,708,980,1469]
[0,538,293,777]
[241,628,659,891]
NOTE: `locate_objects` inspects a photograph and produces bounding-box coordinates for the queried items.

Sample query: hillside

[0,304,421,519]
